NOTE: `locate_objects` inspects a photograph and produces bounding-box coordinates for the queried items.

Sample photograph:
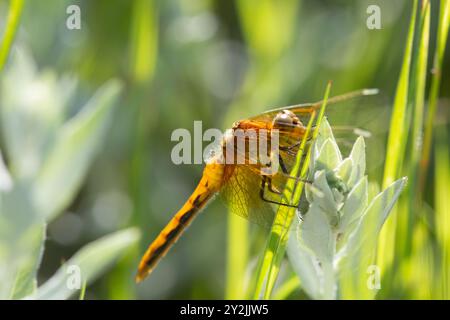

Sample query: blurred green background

[0,0,449,299]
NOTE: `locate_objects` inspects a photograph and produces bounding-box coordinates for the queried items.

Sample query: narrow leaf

[34,80,122,220]
[28,228,140,300]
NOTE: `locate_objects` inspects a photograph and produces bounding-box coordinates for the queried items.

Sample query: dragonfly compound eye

[273,110,302,128]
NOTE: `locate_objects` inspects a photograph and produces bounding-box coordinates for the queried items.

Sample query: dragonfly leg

[278,153,312,184]
[280,145,300,157]
[277,152,306,174]
[279,172,312,184]
[281,134,315,152]
[280,142,312,157]
[259,176,299,208]
[278,154,288,174]
[280,142,301,152]
[267,177,281,194]
[260,176,281,196]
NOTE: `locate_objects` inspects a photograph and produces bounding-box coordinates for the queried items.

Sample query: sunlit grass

[420,0,450,189]
[225,214,249,299]
[409,0,430,195]
[435,126,450,299]
[378,0,418,286]
[402,0,430,258]
[129,0,158,83]
[272,274,300,300]
[378,0,450,299]
[0,0,24,72]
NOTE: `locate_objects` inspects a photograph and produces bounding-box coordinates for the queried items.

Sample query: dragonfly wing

[247,103,316,122]
[220,165,276,229]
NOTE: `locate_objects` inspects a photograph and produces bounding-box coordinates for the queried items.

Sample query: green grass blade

[435,127,450,299]
[272,274,300,300]
[8,223,45,299]
[420,0,450,190]
[252,112,315,299]
[236,0,300,61]
[225,214,249,299]
[382,0,418,188]
[378,0,418,277]
[129,0,158,83]
[400,0,430,256]
[410,0,430,166]
[78,279,87,300]
[0,0,25,72]
[253,82,331,299]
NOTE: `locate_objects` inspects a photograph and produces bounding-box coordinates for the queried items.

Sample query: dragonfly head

[272,110,303,131]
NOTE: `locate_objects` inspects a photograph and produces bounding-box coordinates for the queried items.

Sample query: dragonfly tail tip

[135,271,146,284]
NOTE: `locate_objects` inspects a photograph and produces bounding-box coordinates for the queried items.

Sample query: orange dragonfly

[136,89,378,283]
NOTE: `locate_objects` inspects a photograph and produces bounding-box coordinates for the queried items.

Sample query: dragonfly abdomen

[136,164,223,282]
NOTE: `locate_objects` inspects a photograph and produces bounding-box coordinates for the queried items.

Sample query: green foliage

[29,228,139,300]
[0,49,139,299]
[287,119,406,299]
[378,0,450,299]
[382,0,417,189]
[0,0,449,300]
